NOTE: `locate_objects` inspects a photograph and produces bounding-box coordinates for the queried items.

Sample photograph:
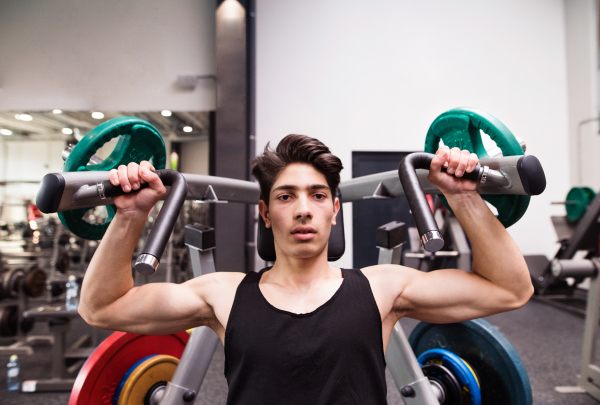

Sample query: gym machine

[34,108,546,404]
[550,259,600,401]
[528,186,600,315]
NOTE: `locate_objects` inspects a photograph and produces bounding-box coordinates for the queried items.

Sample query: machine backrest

[257,191,345,262]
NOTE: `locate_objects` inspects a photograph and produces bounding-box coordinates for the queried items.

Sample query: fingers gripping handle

[102,169,188,275]
[398,153,484,252]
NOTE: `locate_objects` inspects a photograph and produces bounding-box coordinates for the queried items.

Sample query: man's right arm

[78,161,217,335]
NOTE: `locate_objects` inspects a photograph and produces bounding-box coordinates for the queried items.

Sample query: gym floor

[0,297,597,404]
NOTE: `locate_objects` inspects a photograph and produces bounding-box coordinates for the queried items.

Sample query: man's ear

[258,199,271,228]
[331,197,340,226]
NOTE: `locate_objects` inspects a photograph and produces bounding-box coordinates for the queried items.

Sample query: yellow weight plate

[117,354,179,405]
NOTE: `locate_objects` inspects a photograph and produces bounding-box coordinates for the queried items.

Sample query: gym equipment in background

[35,108,545,404]
[551,259,600,400]
[528,185,600,314]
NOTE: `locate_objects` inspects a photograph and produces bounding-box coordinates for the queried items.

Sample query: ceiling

[0,111,210,142]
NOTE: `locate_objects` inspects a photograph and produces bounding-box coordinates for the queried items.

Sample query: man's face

[259,163,339,260]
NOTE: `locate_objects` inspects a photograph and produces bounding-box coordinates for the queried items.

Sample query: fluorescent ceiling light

[183,126,192,133]
[15,114,32,121]
[161,110,172,117]
[91,112,104,119]
[0,129,12,135]
[53,109,62,114]
[62,128,73,135]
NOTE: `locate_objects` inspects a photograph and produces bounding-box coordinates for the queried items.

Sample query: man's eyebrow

[271,184,330,193]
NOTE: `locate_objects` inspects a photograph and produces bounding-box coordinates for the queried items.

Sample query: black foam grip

[101,180,149,197]
[136,170,187,272]
[517,155,546,196]
[398,153,442,251]
[36,173,66,214]
[442,164,482,182]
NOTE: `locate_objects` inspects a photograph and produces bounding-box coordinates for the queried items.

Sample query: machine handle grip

[128,169,188,275]
[399,153,445,252]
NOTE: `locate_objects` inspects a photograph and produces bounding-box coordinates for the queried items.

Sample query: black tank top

[224,268,388,405]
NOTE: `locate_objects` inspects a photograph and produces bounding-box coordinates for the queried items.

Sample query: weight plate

[24,266,47,298]
[409,318,532,405]
[421,363,463,405]
[114,354,179,405]
[424,108,529,228]
[3,268,26,299]
[59,117,167,240]
[566,186,596,222]
[0,305,17,336]
[68,331,189,405]
[418,348,481,405]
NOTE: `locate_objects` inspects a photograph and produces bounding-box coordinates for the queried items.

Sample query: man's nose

[294,194,312,219]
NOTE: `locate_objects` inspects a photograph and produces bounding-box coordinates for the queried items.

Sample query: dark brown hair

[252,134,344,204]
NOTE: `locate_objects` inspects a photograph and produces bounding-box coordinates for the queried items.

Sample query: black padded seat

[257,191,345,262]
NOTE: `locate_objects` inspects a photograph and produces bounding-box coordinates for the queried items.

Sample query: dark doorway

[352,151,415,269]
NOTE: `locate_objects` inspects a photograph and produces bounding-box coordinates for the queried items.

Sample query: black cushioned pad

[257,192,345,262]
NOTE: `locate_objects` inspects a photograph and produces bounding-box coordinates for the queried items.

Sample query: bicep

[90,276,214,335]
[396,268,521,323]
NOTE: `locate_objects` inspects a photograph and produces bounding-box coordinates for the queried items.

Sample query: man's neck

[266,250,341,291]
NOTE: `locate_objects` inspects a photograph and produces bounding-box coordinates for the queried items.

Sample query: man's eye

[315,194,326,200]
[278,195,291,201]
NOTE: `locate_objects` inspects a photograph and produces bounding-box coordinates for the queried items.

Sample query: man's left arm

[370,147,534,324]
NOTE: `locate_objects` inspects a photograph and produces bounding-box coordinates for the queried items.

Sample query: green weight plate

[424,108,529,228]
[566,187,596,222]
[59,117,167,240]
[409,318,532,405]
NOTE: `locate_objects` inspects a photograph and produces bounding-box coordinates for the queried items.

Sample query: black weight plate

[0,305,18,337]
[4,268,26,299]
[24,266,47,297]
[409,318,532,405]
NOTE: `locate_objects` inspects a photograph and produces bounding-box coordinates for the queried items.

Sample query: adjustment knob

[400,385,416,398]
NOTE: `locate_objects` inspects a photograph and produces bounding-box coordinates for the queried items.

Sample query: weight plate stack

[409,318,532,405]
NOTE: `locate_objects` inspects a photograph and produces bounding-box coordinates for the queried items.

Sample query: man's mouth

[292,226,316,240]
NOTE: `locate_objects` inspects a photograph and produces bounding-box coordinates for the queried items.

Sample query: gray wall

[0,0,216,111]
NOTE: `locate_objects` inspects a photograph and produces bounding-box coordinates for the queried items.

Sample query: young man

[79,134,533,404]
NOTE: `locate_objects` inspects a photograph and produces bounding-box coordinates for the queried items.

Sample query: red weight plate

[68,331,189,405]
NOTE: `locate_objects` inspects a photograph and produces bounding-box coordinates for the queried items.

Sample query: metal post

[577,260,600,399]
[378,240,438,404]
[159,240,220,404]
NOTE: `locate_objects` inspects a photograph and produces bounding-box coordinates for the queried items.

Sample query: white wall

[0,0,216,112]
[565,0,599,188]
[256,0,572,268]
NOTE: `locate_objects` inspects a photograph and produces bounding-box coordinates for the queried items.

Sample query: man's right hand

[108,161,167,216]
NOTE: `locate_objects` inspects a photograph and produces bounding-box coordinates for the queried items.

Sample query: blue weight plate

[418,348,481,405]
[409,318,532,405]
[113,355,157,405]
